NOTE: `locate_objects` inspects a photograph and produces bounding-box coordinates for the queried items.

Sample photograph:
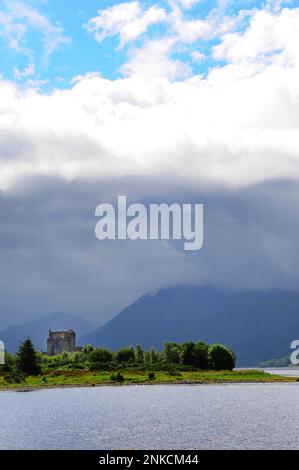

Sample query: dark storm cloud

[0,176,299,329]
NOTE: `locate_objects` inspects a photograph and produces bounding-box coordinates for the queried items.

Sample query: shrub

[89,362,103,371]
[0,352,15,372]
[66,363,85,370]
[148,372,156,380]
[208,343,236,371]
[90,348,113,363]
[116,347,135,363]
[110,372,124,382]
[4,369,26,384]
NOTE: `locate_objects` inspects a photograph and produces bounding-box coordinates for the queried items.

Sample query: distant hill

[80,286,299,366]
[0,313,94,353]
[257,356,291,367]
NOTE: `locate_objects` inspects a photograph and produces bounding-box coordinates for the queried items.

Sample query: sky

[1,0,299,328]
[1,0,291,87]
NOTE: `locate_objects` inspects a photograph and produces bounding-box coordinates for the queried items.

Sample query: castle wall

[47,330,76,356]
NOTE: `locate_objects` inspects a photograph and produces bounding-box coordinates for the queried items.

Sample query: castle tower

[47,330,76,356]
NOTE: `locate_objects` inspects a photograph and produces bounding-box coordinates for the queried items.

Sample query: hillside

[80,286,299,366]
[0,313,94,353]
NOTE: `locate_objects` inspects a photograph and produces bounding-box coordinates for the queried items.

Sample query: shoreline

[1,368,296,392]
[0,377,297,393]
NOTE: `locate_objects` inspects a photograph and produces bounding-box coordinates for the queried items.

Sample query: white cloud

[13,63,35,80]
[0,1,70,63]
[1,6,299,192]
[168,1,241,45]
[178,0,201,8]
[0,64,299,191]
[86,0,241,48]
[121,37,191,78]
[213,7,299,65]
[169,2,215,43]
[84,0,245,83]
[266,0,294,14]
[190,50,205,62]
[2,2,299,318]
[23,63,35,77]
[86,1,168,48]
[0,9,27,53]
[84,0,243,78]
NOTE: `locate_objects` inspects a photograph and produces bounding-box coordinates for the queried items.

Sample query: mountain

[80,286,299,366]
[258,355,291,367]
[0,313,94,353]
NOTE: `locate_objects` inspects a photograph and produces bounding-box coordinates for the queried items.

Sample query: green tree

[163,342,181,364]
[144,350,151,365]
[82,344,95,354]
[228,347,237,366]
[149,347,160,364]
[116,346,135,363]
[181,341,209,368]
[208,343,236,371]
[193,342,209,369]
[181,342,196,366]
[134,345,144,364]
[90,348,113,363]
[16,338,41,376]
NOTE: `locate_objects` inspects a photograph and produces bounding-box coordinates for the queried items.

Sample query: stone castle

[47,329,76,356]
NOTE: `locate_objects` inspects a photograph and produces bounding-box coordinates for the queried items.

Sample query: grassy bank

[0,369,296,391]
